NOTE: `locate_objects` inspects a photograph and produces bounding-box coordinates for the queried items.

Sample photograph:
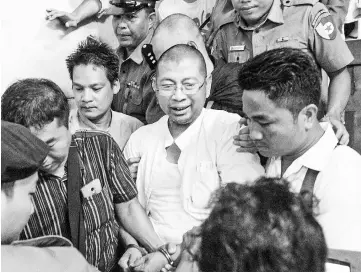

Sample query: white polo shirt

[266,122,361,251]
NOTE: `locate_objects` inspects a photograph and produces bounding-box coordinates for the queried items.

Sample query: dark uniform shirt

[211,0,354,72]
[111,31,164,124]
[20,131,137,272]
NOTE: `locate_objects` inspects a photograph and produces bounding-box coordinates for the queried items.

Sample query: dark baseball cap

[1,121,49,184]
[107,0,157,15]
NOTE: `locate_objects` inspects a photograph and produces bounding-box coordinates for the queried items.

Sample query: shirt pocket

[82,183,115,233]
[267,36,305,50]
[190,161,220,210]
[227,45,250,64]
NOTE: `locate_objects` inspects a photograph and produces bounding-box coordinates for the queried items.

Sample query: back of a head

[1,78,69,130]
[154,13,201,41]
[66,36,119,86]
[156,44,207,78]
[199,177,327,272]
[152,13,213,75]
[1,121,49,185]
[238,48,321,117]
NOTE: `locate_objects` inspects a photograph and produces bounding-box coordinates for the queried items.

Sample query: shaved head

[157,44,207,78]
[153,13,201,40]
[152,14,213,77]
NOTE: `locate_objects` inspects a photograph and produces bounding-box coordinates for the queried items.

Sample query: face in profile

[30,118,71,174]
[155,58,207,126]
[1,172,38,244]
[112,9,153,50]
[72,64,119,122]
[231,0,273,26]
[242,90,306,158]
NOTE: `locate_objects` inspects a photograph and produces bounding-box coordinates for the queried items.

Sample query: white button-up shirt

[124,108,265,223]
[266,122,361,251]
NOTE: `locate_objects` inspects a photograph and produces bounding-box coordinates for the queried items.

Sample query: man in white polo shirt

[239,47,361,252]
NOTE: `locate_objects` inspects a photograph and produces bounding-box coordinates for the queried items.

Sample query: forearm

[326,67,351,120]
[71,0,102,23]
[115,198,163,252]
[118,223,138,246]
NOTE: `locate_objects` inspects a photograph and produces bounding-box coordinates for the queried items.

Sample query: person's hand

[46,9,79,28]
[126,157,141,180]
[119,247,143,272]
[233,118,258,153]
[131,251,168,272]
[321,115,349,145]
[97,8,111,18]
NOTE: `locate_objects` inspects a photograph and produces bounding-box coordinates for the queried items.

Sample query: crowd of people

[1,0,361,272]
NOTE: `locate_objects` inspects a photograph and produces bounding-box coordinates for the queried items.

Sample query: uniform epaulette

[282,0,318,6]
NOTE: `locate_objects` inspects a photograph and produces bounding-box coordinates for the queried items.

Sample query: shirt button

[255,29,260,34]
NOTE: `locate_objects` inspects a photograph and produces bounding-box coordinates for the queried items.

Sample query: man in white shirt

[157,0,217,35]
[239,47,361,252]
[124,44,264,271]
[66,37,143,150]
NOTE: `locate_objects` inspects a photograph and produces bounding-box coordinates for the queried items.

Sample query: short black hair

[199,177,327,272]
[2,78,69,130]
[238,48,321,117]
[157,44,207,78]
[66,36,119,86]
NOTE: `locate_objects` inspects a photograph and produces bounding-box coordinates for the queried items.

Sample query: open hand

[321,116,349,145]
[46,9,79,28]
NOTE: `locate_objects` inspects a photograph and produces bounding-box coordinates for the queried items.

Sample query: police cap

[1,121,49,184]
[107,0,157,15]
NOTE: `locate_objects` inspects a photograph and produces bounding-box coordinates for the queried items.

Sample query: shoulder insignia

[315,15,336,40]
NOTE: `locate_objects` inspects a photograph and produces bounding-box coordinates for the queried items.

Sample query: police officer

[107,0,162,124]
[212,0,353,144]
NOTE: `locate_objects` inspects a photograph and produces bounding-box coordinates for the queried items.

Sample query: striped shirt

[20,130,137,271]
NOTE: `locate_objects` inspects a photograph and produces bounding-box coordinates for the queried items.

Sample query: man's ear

[148,12,156,29]
[300,104,318,130]
[112,80,120,95]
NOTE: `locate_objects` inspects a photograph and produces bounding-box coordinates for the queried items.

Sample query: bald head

[157,44,207,78]
[154,13,201,40]
[152,14,213,76]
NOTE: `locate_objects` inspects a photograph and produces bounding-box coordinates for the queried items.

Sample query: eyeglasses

[152,79,206,96]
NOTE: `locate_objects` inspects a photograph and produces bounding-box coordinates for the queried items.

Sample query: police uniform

[108,0,163,124]
[211,0,354,73]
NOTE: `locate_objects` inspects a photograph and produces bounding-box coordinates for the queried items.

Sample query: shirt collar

[296,122,338,172]
[76,110,113,132]
[162,109,205,151]
[117,30,153,65]
[236,0,284,30]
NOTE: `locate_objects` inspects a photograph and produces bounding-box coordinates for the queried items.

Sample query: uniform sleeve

[211,28,228,67]
[319,0,349,31]
[216,119,265,185]
[308,2,354,73]
[109,137,138,204]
